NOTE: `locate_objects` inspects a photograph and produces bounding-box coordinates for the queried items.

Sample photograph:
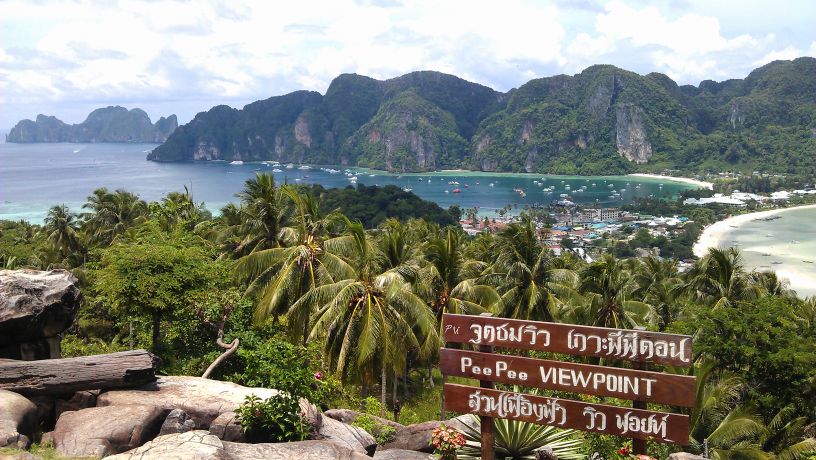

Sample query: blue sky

[1,0,814,129]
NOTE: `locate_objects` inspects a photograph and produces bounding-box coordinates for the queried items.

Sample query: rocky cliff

[6,106,177,143]
[148,58,816,175]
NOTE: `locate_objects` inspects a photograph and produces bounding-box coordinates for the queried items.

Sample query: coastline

[693,204,816,295]
[627,173,713,190]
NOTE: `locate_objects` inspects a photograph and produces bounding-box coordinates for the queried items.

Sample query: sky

[1,0,815,130]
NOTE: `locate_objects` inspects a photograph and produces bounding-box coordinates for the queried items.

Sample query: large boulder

[0,269,81,360]
[0,390,37,449]
[208,412,244,442]
[160,409,197,436]
[382,417,467,453]
[52,405,167,458]
[97,376,279,428]
[318,415,377,455]
[105,430,371,460]
[374,449,434,459]
[325,408,404,429]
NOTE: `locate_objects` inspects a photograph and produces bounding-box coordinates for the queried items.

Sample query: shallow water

[715,208,816,298]
[0,143,692,222]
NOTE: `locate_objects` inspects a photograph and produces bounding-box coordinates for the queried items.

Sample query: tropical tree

[486,218,576,322]
[236,187,350,343]
[685,247,761,309]
[233,173,293,254]
[631,256,683,330]
[82,188,148,245]
[569,254,654,329]
[289,219,436,402]
[42,204,83,259]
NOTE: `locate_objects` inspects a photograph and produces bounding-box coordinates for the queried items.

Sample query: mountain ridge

[148,58,816,175]
[6,106,178,143]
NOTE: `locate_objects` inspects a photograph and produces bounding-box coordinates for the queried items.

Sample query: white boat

[298,165,310,170]
[286,163,294,169]
[403,188,412,192]
[272,168,282,172]
[229,160,244,165]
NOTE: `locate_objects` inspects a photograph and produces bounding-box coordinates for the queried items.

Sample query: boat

[448,181,460,185]
[298,165,310,170]
[229,160,243,165]
[772,261,783,265]
[444,190,450,194]
[285,163,294,169]
[803,260,814,263]
[272,168,282,172]
[464,184,469,188]
[560,193,569,198]
[791,240,801,244]
[762,253,771,257]
[402,188,412,192]
[369,174,376,177]
[452,188,462,194]
[488,183,494,187]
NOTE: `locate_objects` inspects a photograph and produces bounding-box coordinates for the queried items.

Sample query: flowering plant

[430,423,466,459]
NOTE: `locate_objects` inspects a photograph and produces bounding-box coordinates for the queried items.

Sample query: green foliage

[235,394,311,443]
[352,413,397,445]
[457,414,584,460]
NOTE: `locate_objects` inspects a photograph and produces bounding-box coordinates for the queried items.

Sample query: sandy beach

[628,173,713,190]
[693,204,816,296]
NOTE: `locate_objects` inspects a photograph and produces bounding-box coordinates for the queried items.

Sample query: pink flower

[314,371,323,380]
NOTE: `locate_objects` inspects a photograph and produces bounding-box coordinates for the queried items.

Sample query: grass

[0,444,98,460]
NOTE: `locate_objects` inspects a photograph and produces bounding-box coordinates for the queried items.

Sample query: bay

[0,143,694,223]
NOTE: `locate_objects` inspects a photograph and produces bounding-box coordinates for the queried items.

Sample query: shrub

[235,394,311,443]
[352,414,397,445]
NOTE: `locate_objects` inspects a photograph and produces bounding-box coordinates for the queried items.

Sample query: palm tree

[632,256,683,330]
[234,173,293,253]
[684,360,768,459]
[291,219,436,402]
[42,204,82,258]
[686,248,761,309]
[760,405,816,460]
[750,271,796,299]
[570,254,654,329]
[486,218,576,322]
[82,188,148,245]
[236,187,350,343]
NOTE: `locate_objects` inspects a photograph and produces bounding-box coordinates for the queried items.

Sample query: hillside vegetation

[148,58,816,176]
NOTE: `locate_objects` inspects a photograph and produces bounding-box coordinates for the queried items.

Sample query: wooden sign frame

[439,313,695,458]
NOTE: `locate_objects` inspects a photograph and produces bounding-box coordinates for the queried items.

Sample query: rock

[318,415,377,455]
[668,454,706,460]
[105,430,371,460]
[53,405,167,458]
[0,390,37,449]
[55,390,99,421]
[208,412,244,442]
[324,408,404,429]
[224,440,372,459]
[105,431,230,460]
[382,417,466,453]
[0,452,43,460]
[97,376,278,428]
[160,409,197,436]
[374,449,434,459]
[40,431,53,447]
[0,269,81,360]
[615,103,652,164]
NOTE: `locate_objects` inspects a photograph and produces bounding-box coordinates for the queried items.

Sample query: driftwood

[0,349,159,395]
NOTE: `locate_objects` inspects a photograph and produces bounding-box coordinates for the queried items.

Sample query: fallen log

[0,349,159,395]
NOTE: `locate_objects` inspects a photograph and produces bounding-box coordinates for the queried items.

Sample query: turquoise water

[716,207,816,298]
[0,143,694,223]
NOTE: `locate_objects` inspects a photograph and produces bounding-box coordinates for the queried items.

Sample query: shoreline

[693,204,816,295]
[627,173,713,190]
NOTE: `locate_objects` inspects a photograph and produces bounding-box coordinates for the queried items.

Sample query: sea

[0,143,694,223]
[715,208,816,298]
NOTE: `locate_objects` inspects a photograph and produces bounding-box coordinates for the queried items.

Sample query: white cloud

[0,0,813,128]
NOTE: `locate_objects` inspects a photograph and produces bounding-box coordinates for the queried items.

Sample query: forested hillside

[149,58,816,176]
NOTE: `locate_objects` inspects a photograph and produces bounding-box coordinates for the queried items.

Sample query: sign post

[439,314,695,453]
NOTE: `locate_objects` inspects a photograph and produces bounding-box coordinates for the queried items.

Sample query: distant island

[6,106,178,143]
[148,57,816,177]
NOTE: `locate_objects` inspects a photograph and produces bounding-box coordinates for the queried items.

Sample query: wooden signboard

[444,383,689,444]
[439,314,695,457]
[440,348,696,407]
[442,313,693,367]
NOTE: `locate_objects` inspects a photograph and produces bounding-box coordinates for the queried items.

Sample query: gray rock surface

[160,409,197,436]
[318,414,377,455]
[105,430,371,460]
[0,452,43,460]
[55,390,99,421]
[0,269,81,360]
[53,404,167,458]
[208,412,244,442]
[97,376,279,428]
[668,454,706,460]
[325,408,404,429]
[0,390,37,449]
[615,103,653,164]
[374,449,434,459]
[382,417,466,453]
